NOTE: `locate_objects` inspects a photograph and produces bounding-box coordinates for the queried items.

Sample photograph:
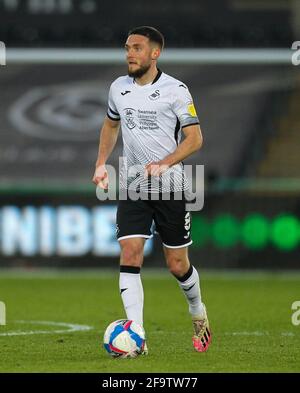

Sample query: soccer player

[93,26,211,353]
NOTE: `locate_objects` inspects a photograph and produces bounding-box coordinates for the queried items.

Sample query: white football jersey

[107,69,199,193]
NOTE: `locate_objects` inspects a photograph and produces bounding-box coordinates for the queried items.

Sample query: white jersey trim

[162,240,193,249]
[117,234,154,241]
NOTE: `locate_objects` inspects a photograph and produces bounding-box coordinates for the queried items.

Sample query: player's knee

[120,243,143,266]
[167,256,188,277]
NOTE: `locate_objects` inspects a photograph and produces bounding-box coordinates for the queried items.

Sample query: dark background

[0,0,296,48]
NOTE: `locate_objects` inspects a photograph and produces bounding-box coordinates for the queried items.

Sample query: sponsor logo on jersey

[184,212,191,238]
[184,231,190,239]
[121,90,131,96]
[187,103,197,117]
[184,212,191,230]
[184,211,191,238]
[149,90,160,100]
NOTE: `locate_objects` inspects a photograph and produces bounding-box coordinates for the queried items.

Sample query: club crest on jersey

[123,108,136,129]
[149,90,160,100]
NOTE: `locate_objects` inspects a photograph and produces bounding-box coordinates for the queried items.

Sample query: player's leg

[153,195,211,352]
[116,198,153,329]
[163,245,211,352]
[163,245,205,318]
[119,237,145,327]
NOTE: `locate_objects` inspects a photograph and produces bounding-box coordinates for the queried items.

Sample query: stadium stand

[0,0,294,48]
[256,75,300,178]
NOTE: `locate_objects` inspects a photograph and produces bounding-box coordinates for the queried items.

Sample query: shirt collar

[133,68,162,86]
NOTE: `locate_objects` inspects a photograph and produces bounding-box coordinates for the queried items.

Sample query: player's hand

[92,164,108,189]
[144,161,170,178]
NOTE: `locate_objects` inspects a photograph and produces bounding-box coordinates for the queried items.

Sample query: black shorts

[116,194,192,248]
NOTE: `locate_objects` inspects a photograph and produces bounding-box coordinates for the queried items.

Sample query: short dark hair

[128,26,164,50]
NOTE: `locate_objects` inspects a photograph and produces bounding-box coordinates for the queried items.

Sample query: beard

[128,62,151,78]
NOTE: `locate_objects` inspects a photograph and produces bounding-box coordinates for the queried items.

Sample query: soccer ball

[103,319,146,358]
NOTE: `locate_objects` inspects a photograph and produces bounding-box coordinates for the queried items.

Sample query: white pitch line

[225,331,295,337]
[0,320,94,336]
[154,330,295,337]
[226,331,269,336]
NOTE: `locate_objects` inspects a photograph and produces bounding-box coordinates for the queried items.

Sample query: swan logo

[149,90,160,100]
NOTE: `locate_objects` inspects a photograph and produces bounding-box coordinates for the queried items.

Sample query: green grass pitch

[0,269,299,372]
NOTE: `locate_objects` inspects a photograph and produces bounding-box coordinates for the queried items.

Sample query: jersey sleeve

[107,84,120,121]
[172,85,199,128]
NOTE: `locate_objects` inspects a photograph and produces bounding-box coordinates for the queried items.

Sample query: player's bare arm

[145,124,203,177]
[92,116,120,188]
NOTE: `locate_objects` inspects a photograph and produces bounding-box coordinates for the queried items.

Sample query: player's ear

[152,47,160,60]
